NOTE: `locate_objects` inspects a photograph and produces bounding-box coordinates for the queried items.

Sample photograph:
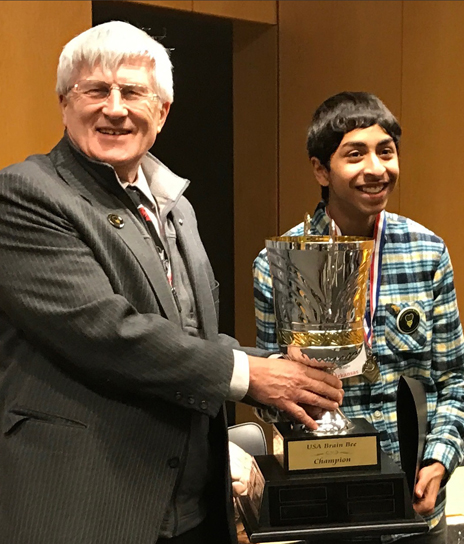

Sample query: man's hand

[413,461,446,515]
[247,355,343,429]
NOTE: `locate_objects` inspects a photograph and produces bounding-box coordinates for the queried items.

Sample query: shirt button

[175,392,182,401]
[168,457,180,469]
[188,395,195,405]
[200,400,208,410]
[373,410,382,420]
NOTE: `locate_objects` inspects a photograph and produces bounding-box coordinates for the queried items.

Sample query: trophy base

[273,418,380,472]
[239,451,426,543]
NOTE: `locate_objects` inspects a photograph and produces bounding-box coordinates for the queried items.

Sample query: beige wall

[232,20,278,436]
[0,1,92,168]
[401,1,464,300]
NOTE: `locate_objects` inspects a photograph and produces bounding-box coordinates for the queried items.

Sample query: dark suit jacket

[0,137,248,543]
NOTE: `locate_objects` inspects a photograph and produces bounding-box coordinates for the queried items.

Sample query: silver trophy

[266,217,374,434]
[236,219,425,541]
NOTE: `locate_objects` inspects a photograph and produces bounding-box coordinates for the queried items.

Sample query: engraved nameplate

[287,435,378,471]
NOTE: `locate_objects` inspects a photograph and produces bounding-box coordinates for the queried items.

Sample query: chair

[228,422,267,456]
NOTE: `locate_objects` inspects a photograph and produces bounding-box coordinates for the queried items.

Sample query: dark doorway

[92,2,236,424]
[92,2,234,338]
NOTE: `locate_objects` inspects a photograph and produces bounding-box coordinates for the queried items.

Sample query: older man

[0,22,342,544]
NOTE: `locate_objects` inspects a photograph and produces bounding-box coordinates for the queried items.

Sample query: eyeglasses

[70,80,159,104]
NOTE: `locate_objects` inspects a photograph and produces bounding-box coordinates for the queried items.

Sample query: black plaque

[238,451,427,542]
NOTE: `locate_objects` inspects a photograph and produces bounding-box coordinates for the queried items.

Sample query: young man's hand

[229,441,253,497]
[413,461,446,515]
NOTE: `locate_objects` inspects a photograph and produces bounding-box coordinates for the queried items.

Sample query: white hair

[56,21,173,103]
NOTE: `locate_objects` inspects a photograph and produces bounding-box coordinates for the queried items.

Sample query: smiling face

[312,124,399,236]
[60,58,170,182]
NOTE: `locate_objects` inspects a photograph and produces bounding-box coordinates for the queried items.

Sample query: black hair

[306,92,402,202]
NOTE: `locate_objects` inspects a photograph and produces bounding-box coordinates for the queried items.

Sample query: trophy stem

[312,407,354,435]
[312,366,354,435]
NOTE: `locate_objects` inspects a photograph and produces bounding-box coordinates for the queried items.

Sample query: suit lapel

[49,139,181,324]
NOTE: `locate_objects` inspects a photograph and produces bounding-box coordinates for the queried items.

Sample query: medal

[363,351,380,383]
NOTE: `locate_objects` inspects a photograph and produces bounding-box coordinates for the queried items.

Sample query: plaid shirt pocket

[384,301,427,352]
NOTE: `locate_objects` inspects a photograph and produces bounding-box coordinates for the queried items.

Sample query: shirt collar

[310,201,331,235]
[119,167,155,207]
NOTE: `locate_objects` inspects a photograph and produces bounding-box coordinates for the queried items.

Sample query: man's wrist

[227,349,250,401]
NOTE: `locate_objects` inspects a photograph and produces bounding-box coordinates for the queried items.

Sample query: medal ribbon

[325,207,386,350]
[364,211,386,349]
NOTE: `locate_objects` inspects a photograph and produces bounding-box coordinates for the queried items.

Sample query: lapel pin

[108,214,125,229]
[396,307,420,334]
[178,218,184,226]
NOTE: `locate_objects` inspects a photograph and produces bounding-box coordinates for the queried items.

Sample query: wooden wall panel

[0,1,92,168]
[130,0,192,11]
[233,21,278,437]
[129,1,278,22]
[401,1,464,301]
[278,1,403,234]
[233,21,278,347]
[194,1,276,24]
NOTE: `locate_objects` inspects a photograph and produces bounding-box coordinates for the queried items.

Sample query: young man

[253,92,464,543]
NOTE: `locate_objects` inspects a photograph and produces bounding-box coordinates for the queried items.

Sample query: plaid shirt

[253,202,464,534]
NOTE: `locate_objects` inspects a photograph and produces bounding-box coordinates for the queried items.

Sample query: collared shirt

[253,202,464,537]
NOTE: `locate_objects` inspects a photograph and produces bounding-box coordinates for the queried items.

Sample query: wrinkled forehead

[70,55,155,85]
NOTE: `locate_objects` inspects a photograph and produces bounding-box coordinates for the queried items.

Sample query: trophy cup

[237,219,427,543]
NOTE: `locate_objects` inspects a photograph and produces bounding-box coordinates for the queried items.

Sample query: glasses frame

[69,80,159,105]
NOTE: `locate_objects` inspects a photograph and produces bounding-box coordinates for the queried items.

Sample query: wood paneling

[401,1,464,301]
[233,21,278,438]
[194,1,276,24]
[127,1,278,23]
[130,0,192,11]
[0,1,91,168]
[278,0,403,234]
[233,21,278,347]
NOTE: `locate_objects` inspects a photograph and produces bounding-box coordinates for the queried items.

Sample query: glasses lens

[73,81,157,104]
[120,84,151,101]
[77,81,110,101]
